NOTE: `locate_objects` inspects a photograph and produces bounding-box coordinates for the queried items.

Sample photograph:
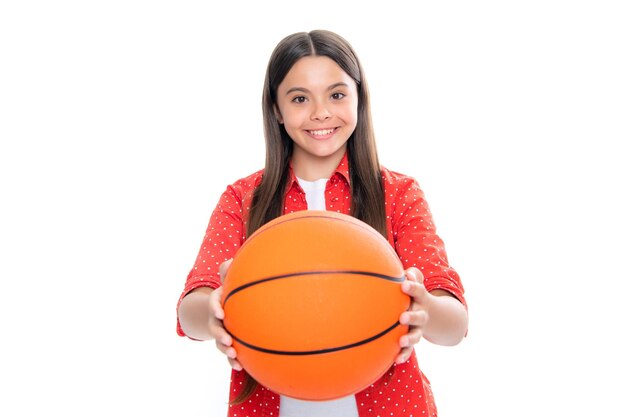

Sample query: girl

[177,30,468,417]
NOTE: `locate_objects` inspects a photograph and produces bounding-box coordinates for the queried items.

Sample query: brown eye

[331,92,345,100]
[292,96,307,104]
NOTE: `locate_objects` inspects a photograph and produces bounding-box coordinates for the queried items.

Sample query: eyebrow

[285,82,349,95]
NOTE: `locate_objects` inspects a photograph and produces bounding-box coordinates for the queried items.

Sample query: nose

[311,102,331,121]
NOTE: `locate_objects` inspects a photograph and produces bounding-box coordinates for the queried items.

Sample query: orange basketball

[221,210,410,401]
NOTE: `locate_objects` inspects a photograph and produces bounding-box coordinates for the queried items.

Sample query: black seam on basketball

[225,320,403,356]
[223,271,406,305]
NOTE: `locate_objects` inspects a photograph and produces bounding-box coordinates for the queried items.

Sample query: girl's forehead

[278,56,356,92]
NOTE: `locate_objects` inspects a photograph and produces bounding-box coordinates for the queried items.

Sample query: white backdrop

[1,1,624,416]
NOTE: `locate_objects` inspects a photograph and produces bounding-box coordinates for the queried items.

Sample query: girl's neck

[291,146,346,181]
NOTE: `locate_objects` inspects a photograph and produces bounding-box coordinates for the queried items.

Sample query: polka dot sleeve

[176,172,260,337]
[387,172,466,308]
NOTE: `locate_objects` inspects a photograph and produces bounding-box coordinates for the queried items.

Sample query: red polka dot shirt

[177,153,466,417]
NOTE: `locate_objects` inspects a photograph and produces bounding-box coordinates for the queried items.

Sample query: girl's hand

[396,267,431,364]
[209,259,242,371]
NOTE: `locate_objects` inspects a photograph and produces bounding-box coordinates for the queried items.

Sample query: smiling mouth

[307,128,337,138]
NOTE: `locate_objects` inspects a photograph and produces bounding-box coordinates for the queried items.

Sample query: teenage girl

[177,30,468,417]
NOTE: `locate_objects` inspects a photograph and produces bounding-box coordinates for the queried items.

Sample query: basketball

[221,210,410,401]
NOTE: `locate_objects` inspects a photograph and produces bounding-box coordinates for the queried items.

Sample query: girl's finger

[395,346,414,364]
[215,338,237,357]
[400,310,429,327]
[403,328,423,347]
[401,280,428,305]
[228,357,243,371]
[405,267,424,284]
[208,287,225,320]
[208,318,232,345]
[219,259,233,283]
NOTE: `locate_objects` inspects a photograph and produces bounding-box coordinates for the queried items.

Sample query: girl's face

[275,55,358,180]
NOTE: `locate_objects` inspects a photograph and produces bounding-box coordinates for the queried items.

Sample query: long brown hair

[233,29,387,405]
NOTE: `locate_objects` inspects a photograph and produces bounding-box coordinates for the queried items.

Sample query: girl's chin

[297,145,347,160]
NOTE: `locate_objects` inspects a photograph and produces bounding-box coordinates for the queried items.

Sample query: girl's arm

[177,287,223,341]
[177,261,242,370]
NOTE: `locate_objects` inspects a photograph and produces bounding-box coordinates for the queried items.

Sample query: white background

[1,1,624,416]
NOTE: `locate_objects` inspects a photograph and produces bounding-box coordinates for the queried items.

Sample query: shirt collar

[287,151,351,190]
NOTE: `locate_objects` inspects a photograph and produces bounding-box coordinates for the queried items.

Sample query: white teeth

[309,129,334,136]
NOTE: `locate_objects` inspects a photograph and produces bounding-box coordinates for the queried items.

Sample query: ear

[274,105,284,124]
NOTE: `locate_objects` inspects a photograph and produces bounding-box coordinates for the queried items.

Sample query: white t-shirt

[297,177,328,211]
[279,178,359,417]
[280,395,359,417]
